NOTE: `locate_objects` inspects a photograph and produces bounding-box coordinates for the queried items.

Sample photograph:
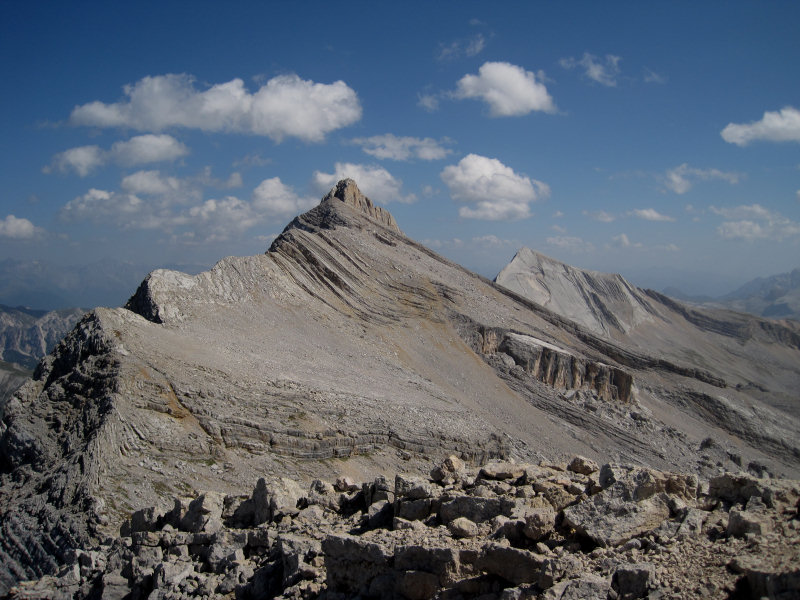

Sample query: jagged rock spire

[323,179,400,232]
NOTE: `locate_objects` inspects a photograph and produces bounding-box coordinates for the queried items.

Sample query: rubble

[8,455,799,599]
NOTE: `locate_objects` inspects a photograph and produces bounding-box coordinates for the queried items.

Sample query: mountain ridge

[1,181,799,595]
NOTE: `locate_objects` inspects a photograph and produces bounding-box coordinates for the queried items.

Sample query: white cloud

[312,162,416,203]
[721,106,800,146]
[582,209,615,223]
[552,210,564,218]
[252,177,316,216]
[46,134,188,176]
[121,170,184,196]
[545,235,594,253]
[0,215,39,239]
[711,204,800,241]
[629,208,675,222]
[70,73,362,142]
[417,92,440,112]
[643,68,667,84]
[45,145,105,177]
[351,134,452,161]
[663,163,740,194]
[454,62,556,116]
[440,154,549,220]
[62,188,150,227]
[560,53,621,87]
[551,224,567,233]
[471,234,513,247]
[187,196,260,241]
[611,233,642,248]
[110,134,189,165]
[437,34,486,61]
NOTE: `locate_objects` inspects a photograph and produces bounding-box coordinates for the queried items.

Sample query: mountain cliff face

[1,181,799,595]
[0,305,85,369]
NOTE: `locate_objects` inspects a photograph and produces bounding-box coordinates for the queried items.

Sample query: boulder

[448,517,478,538]
[562,492,671,547]
[180,492,225,533]
[480,461,526,481]
[439,495,516,524]
[567,455,599,476]
[476,543,545,585]
[522,508,555,541]
[431,455,465,485]
[611,562,655,599]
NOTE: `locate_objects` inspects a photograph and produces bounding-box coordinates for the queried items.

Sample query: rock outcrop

[1,180,799,594]
[8,456,799,599]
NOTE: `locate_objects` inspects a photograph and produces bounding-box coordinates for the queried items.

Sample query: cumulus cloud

[351,134,452,161]
[252,177,317,216]
[721,106,800,146]
[62,188,151,228]
[46,134,188,176]
[312,162,416,203]
[629,208,675,222]
[663,163,740,194]
[440,154,549,220]
[0,215,39,239]
[70,73,362,142]
[582,209,615,223]
[559,53,621,87]
[710,204,800,241]
[121,170,185,196]
[454,62,556,116]
[545,235,595,253]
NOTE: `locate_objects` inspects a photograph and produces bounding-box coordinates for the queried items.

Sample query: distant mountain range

[664,268,800,321]
[0,258,210,311]
[0,304,86,370]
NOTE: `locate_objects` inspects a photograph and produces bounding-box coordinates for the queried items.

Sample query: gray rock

[562,492,671,547]
[476,543,545,585]
[439,495,516,524]
[568,455,599,475]
[612,562,655,599]
[448,516,478,538]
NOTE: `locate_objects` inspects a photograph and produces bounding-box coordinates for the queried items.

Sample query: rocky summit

[1,179,799,598]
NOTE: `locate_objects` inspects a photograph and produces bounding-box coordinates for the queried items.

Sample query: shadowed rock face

[1,180,799,593]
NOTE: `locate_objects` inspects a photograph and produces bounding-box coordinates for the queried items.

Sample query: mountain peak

[321,179,400,232]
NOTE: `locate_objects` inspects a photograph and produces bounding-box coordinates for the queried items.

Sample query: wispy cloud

[628,208,675,222]
[69,73,362,142]
[711,204,800,241]
[351,134,453,161]
[663,163,740,194]
[545,235,595,253]
[437,33,486,61]
[721,106,800,146]
[441,154,549,220]
[559,53,621,87]
[611,233,642,248]
[582,209,615,223]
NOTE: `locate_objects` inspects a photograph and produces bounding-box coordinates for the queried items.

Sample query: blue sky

[1,1,799,303]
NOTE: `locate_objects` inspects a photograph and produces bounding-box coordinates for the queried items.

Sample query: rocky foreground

[9,455,799,600]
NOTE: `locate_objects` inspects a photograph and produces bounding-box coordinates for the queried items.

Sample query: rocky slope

[8,455,800,599]
[1,180,799,595]
[0,304,85,369]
